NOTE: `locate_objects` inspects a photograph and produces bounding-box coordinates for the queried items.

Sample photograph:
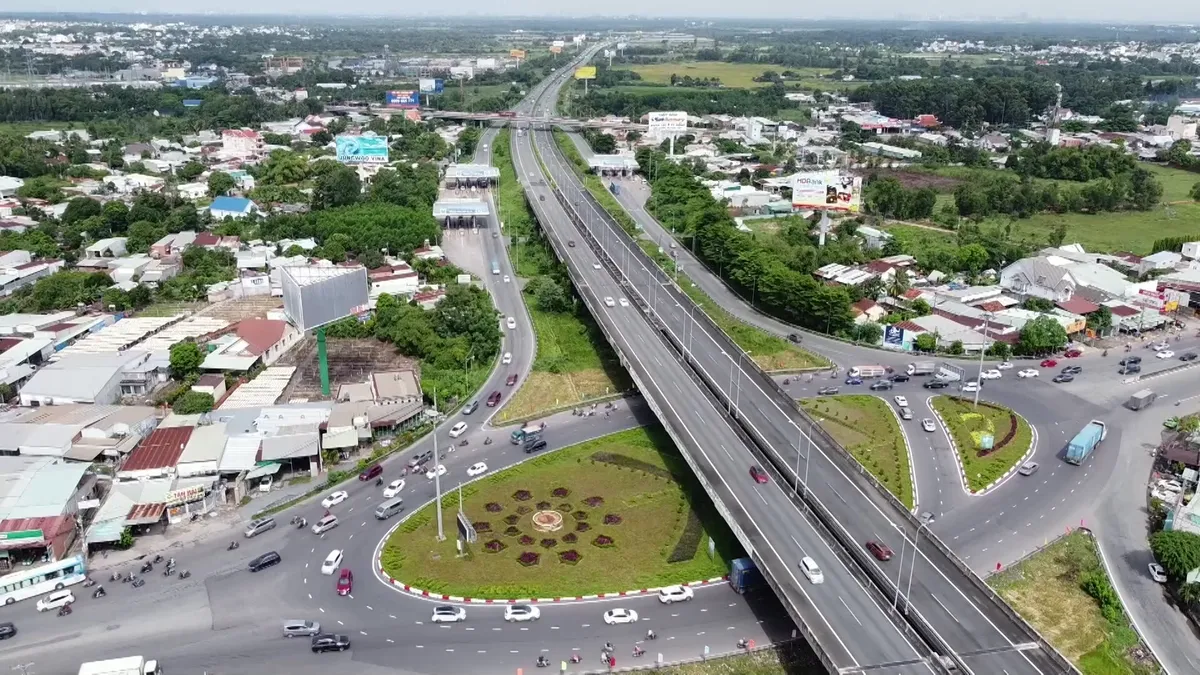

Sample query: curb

[928,395,1037,497]
[878,395,920,514]
[378,568,729,605]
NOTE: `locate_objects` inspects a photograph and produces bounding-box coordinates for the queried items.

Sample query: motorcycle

[122,573,133,583]
[140,562,153,574]
[179,570,191,579]
[93,587,106,599]
[1103,349,1108,357]
[152,554,163,564]
[458,439,468,447]
[57,604,72,617]
[646,630,657,641]
[633,646,646,658]
[535,656,550,668]
[290,516,301,525]
[82,577,96,588]
[228,541,240,551]
[570,654,582,664]
[737,638,750,649]
[783,378,790,385]
[298,518,307,529]
[376,476,383,487]
[132,578,145,588]
[163,567,175,577]
[110,571,121,583]
[484,437,493,445]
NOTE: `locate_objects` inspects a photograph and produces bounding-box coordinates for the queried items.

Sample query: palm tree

[1178,416,1200,437]
[1179,582,1200,609]
[889,269,910,299]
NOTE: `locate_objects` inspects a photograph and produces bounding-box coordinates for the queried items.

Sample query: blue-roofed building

[209,196,259,220]
[182,99,203,108]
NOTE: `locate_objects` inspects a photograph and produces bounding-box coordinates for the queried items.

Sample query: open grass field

[800,395,914,509]
[931,396,1032,492]
[657,642,822,674]
[989,531,1160,675]
[380,426,739,598]
[617,62,839,91]
[135,300,205,318]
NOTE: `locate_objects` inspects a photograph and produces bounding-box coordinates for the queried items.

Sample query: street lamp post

[432,386,445,542]
[902,522,932,615]
[973,311,994,408]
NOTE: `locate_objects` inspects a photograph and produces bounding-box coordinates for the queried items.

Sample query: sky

[18,2,1200,24]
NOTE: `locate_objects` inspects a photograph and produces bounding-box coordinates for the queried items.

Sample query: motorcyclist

[376,476,383,487]
[570,653,582,663]
[604,642,614,653]
[536,655,549,667]
[646,628,656,640]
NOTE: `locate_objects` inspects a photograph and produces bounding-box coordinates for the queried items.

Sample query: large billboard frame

[418,78,444,94]
[385,90,420,109]
[792,171,862,214]
[335,135,390,165]
[574,66,597,80]
[647,111,688,135]
[281,266,370,333]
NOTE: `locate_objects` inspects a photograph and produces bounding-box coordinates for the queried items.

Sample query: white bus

[0,555,86,607]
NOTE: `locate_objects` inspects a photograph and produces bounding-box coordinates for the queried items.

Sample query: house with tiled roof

[851,298,886,324]
[200,318,301,371]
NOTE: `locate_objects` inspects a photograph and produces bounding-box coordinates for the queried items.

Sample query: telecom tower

[1046,82,1063,147]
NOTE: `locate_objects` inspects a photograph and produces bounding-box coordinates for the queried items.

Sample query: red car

[1064,349,1082,358]
[749,466,769,484]
[358,464,382,481]
[337,568,353,596]
[486,391,502,407]
[866,541,894,561]
[505,374,518,386]
[1039,359,1058,368]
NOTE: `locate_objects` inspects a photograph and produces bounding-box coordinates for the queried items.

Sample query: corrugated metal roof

[260,433,319,461]
[219,435,262,472]
[127,502,165,524]
[121,426,193,472]
[179,423,228,464]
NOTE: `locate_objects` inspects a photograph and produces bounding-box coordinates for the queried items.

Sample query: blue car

[844,377,863,385]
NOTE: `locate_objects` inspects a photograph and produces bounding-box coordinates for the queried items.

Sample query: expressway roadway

[530,64,1070,672]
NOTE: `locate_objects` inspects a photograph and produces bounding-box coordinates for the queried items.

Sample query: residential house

[84,238,128,263]
[19,351,155,406]
[103,174,165,195]
[176,182,208,200]
[1140,251,1182,276]
[149,231,198,260]
[413,288,447,310]
[368,263,420,304]
[209,196,258,220]
[0,254,66,297]
[0,176,23,198]
[199,318,300,371]
[977,134,1010,151]
[1000,257,1077,302]
[412,240,445,261]
[857,226,893,251]
[851,299,887,324]
[122,143,157,165]
[222,129,261,157]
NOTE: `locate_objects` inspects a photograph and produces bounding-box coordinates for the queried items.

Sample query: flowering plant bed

[519,535,535,546]
[474,521,492,533]
[485,502,503,512]
[603,514,623,525]
[484,539,507,553]
[540,538,558,548]
[552,487,570,498]
[512,490,532,501]
[575,522,591,532]
[562,533,578,543]
[583,496,605,507]
[517,552,540,567]
[559,550,582,565]
[592,535,615,548]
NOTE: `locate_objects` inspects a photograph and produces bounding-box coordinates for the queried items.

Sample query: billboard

[385,90,420,109]
[792,171,862,214]
[281,265,369,333]
[552,40,565,48]
[574,66,597,80]
[549,45,563,54]
[335,135,390,165]
[419,78,444,94]
[509,49,526,59]
[647,111,688,135]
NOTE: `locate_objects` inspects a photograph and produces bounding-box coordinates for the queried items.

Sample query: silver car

[283,619,321,637]
[1018,462,1039,476]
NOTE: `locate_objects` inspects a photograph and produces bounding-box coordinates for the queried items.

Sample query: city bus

[0,555,86,607]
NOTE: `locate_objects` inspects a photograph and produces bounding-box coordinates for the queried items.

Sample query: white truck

[907,361,937,376]
[847,365,887,379]
[78,656,161,675]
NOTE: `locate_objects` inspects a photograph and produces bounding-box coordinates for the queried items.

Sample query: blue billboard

[385,90,420,109]
[419,78,444,94]
[335,135,389,165]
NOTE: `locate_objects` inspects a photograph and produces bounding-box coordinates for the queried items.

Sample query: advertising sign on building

[509,49,527,59]
[384,90,420,109]
[335,135,390,165]
[552,40,565,48]
[418,78,444,94]
[791,171,862,214]
[647,111,688,136]
[884,325,904,346]
[574,66,597,80]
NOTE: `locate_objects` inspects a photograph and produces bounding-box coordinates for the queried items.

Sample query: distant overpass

[324,104,648,131]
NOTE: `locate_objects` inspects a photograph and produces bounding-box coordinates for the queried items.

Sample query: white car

[980,369,1002,380]
[1157,350,1175,359]
[383,479,406,498]
[592,263,601,270]
[899,407,913,420]
[321,491,349,508]
[1017,368,1039,378]
[604,296,615,307]
[1156,479,1184,494]
[431,606,466,623]
[657,585,694,604]
[425,464,447,480]
[502,352,512,365]
[321,549,343,575]
[893,395,908,408]
[467,462,488,477]
[603,608,639,625]
[36,589,74,612]
[618,298,629,307]
[1151,341,1170,351]
[506,317,517,330]
[799,556,824,584]
[504,604,541,622]
[1149,563,1168,583]
[503,275,510,283]
[997,361,1014,370]
[921,419,936,432]
[449,422,468,438]
[961,382,980,393]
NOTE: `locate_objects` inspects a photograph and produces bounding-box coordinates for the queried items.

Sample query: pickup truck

[510,421,546,445]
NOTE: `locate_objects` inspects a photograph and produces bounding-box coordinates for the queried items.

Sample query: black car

[0,622,16,640]
[1119,356,1142,366]
[248,551,281,572]
[869,380,893,391]
[889,373,910,382]
[1052,373,1075,383]
[1061,365,1083,375]
[923,380,949,389]
[1181,353,1198,362]
[787,333,802,344]
[524,439,548,454]
[1120,364,1141,374]
[311,633,352,653]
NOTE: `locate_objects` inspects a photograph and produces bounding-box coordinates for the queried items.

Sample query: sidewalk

[89,507,245,572]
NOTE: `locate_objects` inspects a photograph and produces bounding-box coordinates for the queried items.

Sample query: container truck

[1125,389,1157,411]
[907,361,936,376]
[848,365,887,379]
[729,557,764,594]
[510,421,546,445]
[78,656,161,675]
[1065,420,1107,465]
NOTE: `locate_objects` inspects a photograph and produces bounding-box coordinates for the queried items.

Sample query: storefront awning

[245,462,282,480]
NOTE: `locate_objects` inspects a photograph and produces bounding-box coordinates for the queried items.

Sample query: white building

[221,129,261,157]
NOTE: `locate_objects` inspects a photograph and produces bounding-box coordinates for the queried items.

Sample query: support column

[317,326,331,397]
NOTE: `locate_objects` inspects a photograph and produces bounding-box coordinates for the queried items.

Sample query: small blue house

[209,196,258,220]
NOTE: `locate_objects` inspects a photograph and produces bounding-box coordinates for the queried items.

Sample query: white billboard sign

[791,171,862,214]
[552,40,565,48]
[647,111,688,137]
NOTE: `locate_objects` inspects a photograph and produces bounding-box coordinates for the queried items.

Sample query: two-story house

[1000,257,1077,303]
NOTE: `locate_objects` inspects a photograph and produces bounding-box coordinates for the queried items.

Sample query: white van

[799,556,824,585]
[311,514,339,535]
[37,589,74,612]
[375,498,405,520]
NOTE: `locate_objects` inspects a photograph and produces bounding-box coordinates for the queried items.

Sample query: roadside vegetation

[656,642,822,674]
[491,129,630,423]
[800,395,914,509]
[380,426,739,598]
[931,396,1032,492]
[990,531,1160,675]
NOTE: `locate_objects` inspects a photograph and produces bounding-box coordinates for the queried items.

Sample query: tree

[126,220,167,253]
[207,171,236,198]
[849,322,882,345]
[1191,182,1200,202]
[1167,139,1194,167]
[986,341,1012,360]
[102,200,129,233]
[910,298,931,316]
[101,288,130,311]
[311,164,361,210]
[1022,297,1054,312]
[61,197,101,226]
[956,243,989,275]
[456,127,481,157]
[310,129,333,146]
[1086,305,1113,333]
[169,342,204,380]
[1150,531,1200,580]
[948,340,964,355]
[526,275,571,313]
[1016,315,1068,355]
[128,284,152,309]
[172,391,215,415]
[914,333,937,353]
[177,161,205,181]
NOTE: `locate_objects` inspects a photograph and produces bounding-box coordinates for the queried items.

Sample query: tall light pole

[12,664,34,675]
[902,521,932,615]
[432,386,445,542]
[973,311,994,408]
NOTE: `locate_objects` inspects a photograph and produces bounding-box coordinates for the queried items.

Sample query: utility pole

[432,386,444,541]
[12,664,34,675]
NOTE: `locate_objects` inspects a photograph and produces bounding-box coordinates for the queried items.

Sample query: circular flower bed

[504,526,521,536]
[474,521,492,533]
[603,514,623,525]
[531,510,564,532]
[559,550,582,565]
[484,539,506,553]
[551,487,570,498]
[592,535,615,548]
[572,510,589,521]
[562,532,578,543]
[512,490,532,502]
[504,514,521,525]
[519,535,535,546]
[575,522,591,532]
[583,496,604,507]
[485,502,503,513]
[517,552,540,567]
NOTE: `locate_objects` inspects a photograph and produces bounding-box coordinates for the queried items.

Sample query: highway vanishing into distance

[4,43,1200,675]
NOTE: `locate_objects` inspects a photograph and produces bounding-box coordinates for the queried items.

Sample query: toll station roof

[445,164,500,180]
[587,154,639,171]
[433,198,490,218]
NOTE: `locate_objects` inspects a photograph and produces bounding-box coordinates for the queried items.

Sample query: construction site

[278,336,419,401]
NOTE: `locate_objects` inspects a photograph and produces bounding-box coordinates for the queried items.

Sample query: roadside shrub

[485,502,503,512]
[603,514,623,525]
[484,539,506,553]
[540,538,558,548]
[517,552,540,566]
[519,535,535,545]
[592,535,615,548]
[552,487,570,498]
[559,550,582,565]
[512,490,532,501]
[668,509,705,563]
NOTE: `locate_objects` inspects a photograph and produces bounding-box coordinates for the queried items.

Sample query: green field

[657,643,822,674]
[990,531,1160,675]
[618,61,839,90]
[931,396,1032,492]
[800,395,914,509]
[380,427,738,598]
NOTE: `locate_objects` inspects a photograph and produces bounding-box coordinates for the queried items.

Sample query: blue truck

[729,557,763,594]
[1065,420,1106,465]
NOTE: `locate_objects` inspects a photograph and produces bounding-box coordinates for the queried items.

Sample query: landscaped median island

[379,426,740,599]
[799,395,914,509]
[989,531,1160,675]
[930,395,1032,492]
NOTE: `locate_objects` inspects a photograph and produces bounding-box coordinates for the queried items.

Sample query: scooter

[110,571,120,582]
[228,541,240,551]
[163,567,175,577]
[93,586,106,599]
[82,577,96,588]
[569,654,582,664]
[140,561,153,574]
[297,518,307,529]
[484,437,493,445]
[132,578,145,588]
[57,604,72,617]
[632,646,646,658]
[535,656,550,668]
[123,573,134,583]
[458,439,468,447]
[178,570,191,579]
[152,554,163,564]
[376,477,383,487]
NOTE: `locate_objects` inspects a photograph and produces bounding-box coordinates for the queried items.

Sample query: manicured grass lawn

[617,62,841,91]
[380,426,739,598]
[930,395,1032,492]
[800,395,914,509]
[990,531,1160,675]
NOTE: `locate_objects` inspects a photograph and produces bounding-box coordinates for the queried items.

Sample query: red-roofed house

[915,114,940,128]
[851,298,887,324]
[222,128,262,157]
[976,300,1007,313]
[1107,303,1140,318]
[369,263,420,302]
[1056,297,1100,316]
[118,427,194,479]
[192,231,221,248]
[200,318,300,371]
[413,288,447,310]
